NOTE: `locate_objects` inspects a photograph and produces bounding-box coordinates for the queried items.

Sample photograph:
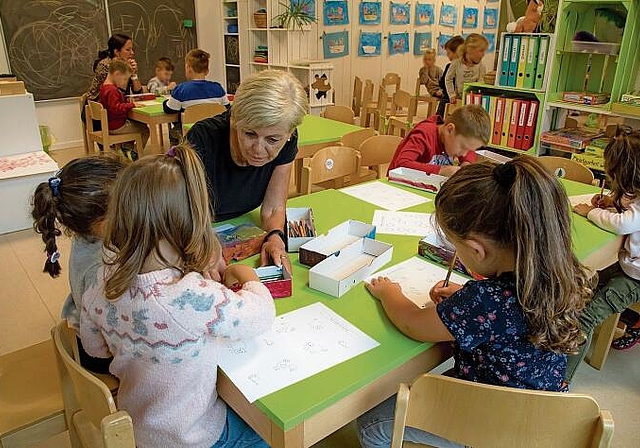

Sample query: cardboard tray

[418,233,480,279]
[388,167,447,194]
[299,220,376,267]
[286,207,317,252]
[309,238,393,297]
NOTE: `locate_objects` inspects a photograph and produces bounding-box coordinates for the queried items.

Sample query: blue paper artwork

[484,8,498,29]
[462,7,478,29]
[415,3,435,26]
[439,4,458,28]
[388,32,409,55]
[413,32,433,56]
[323,0,349,25]
[438,33,453,56]
[291,0,316,17]
[358,32,382,57]
[486,33,496,52]
[389,2,410,25]
[359,1,381,25]
[323,30,349,58]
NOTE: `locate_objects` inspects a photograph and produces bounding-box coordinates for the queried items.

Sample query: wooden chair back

[414,77,430,101]
[443,102,461,119]
[52,321,135,448]
[358,135,402,178]
[390,90,412,117]
[392,374,614,448]
[537,156,595,185]
[182,103,226,126]
[321,105,355,124]
[362,79,374,106]
[79,93,89,153]
[301,146,361,194]
[85,100,142,153]
[340,128,378,150]
[381,73,401,96]
[352,76,363,117]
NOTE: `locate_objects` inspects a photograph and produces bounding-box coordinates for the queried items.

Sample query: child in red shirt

[99,59,149,159]
[388,104,490,177]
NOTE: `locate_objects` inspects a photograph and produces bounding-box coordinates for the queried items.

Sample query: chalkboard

[108,0,197,85]
[0,0,109,100]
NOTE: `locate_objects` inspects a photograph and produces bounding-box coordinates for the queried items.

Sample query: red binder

[507,99,521,149]
[515,100,530,150]
[522,101,539,150]
[465,92,473,105]
[492,97,505,145]
[473,92,483,106]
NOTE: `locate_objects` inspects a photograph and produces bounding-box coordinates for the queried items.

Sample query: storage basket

[254,12,267,28]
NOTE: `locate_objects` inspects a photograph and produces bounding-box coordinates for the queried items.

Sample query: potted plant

[274,0,317,31]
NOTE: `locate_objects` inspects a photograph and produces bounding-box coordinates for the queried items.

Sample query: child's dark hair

[104,142,218,300]
[444,35,464,52]
[156,57,175,72]
[435,156,591,353]
[186,49,210,74]
[603,126,640,211]
[94,34,132,71]
[31,156,125,278]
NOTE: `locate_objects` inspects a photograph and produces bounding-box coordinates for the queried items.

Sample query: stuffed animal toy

[507,0,544,33]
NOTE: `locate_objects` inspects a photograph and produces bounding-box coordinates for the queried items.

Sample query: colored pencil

[443,251,457,287]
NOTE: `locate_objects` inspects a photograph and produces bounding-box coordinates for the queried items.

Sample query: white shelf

[249,28,268,31]
[224,16,238,19]
[224,33,239,36]
[251,62,269,66]
[226,64,241,68]
[546,101,616,116]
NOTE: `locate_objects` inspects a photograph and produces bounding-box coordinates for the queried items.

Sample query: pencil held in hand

[443,251,457,287]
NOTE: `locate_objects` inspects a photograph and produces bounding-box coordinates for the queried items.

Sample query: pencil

[443,251,457,287]
[598,182,606,208]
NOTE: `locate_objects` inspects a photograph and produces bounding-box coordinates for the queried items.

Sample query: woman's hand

[365,276,402,302]
[591,194,613,208]
[573,203,595,217]
[260,235,292,273]
[429,280,463,305]
[223,264,259,288]
[128,58,138,74]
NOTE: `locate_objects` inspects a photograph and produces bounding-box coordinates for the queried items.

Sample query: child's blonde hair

[603,126,640,211]
[457,33,489,59]
[435,156,591,354]
[186,49,210,74]
[422,48,436,59]
[108,58,131,75]
[104,143,218,300]
[445,104,491,144]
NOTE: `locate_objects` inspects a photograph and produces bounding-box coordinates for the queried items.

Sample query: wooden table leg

[158,124,165,148]
[147,123,160,151]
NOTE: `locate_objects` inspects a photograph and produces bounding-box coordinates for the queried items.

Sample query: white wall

[0,0,222,150]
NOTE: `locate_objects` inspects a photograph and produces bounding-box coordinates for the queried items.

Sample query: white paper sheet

[372,210,437,236]
[569,194,596,207]
[217,303,379,403]
[366,257,468,309]
[135,100,161,107]
[339,181,430,211]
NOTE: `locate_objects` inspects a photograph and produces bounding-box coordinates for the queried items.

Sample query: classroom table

[216,178,621,448]
[128,100,177,152]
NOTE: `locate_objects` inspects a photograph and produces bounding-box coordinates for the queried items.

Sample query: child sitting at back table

[147,57,177,95]
[388,104,490,177]
[360,157,591,448]
[31,155,126,374]
[445,33,488,105]
[80,143,272,448]
[419,49,443,98]
[99,59,150,160]
[164,49,229,144]
[569,127,640,380]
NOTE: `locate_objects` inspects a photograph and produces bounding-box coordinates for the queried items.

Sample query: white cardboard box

[299,220,376,267]
[309,238,393,297]
[0,93,43,157]
[388,167,447,194]
[476,149,511,164]
[0,151,59,234]
[286,207,317,252]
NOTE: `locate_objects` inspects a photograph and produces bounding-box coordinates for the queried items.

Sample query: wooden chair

[414,77,430,102]
[321,105,355,124]
[587,301,640,370]
[340,128,378,150]
[300,146,361,194]
[361,88,389,132]
[352,76,363,117]
[52,321,135,448]
[85,101,143,154]
[537,156,595,185]
[381,73,401,98]
[181,103,227,136]
[356,135,402,181]
[443,102,462,120]
[79,93,89,153]
[391,374,614,448]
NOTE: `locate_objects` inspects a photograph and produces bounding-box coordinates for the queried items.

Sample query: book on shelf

[534,36,550,90]
[497,33,550,89]
[540,127,605,152]
[516,36,529,88]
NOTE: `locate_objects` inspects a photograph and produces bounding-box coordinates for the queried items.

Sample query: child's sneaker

[612,327,640,350]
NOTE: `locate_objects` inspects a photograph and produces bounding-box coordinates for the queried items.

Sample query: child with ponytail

[444,33,488,105]
[80,143,274,448]
[570,127,640,379]
[359,156,591,448]
[31,155,125,373]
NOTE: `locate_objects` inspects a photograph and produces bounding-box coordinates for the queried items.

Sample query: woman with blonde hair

[187,70,309,270]
[444,33,489,105]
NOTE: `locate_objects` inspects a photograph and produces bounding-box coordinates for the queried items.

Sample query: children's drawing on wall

[358,31,382,57]
[310,72,333,105]
[323,0,349,25]
[388,32,409,55]
[483,7,498,29]
[415,3,435,26]
[437,33,453,56]
[323,30,349,59]
[439,4,458,28]
[291,0,316,17]
[413,32,433,56]
[359,1,381,25]
[389,2,410,25]
[485,33,496,53]
[462,7,478,29]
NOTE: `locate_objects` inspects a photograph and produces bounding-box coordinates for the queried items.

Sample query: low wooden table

[128,101,177,152]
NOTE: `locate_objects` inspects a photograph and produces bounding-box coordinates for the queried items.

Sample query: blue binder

[507,35,521,87]
[499,35,512,86]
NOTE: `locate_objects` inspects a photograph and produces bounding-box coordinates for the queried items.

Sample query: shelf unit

[222,0,242,94]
